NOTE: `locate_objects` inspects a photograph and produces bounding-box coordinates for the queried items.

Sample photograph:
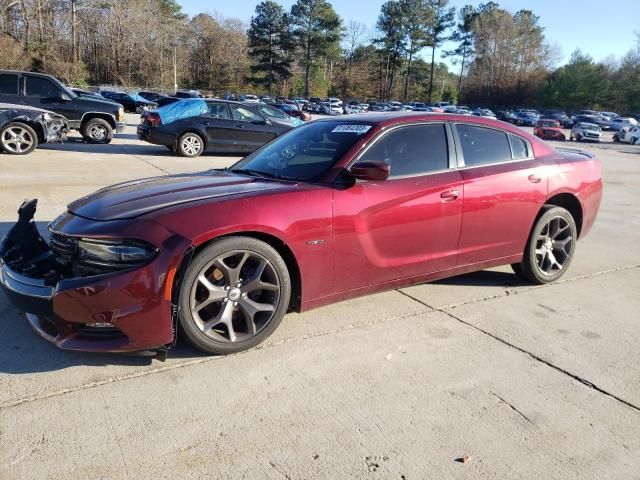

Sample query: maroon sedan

[0,114,602,356]
[534,119,566,141]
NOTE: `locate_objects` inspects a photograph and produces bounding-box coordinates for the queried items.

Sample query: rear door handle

[440,190,459,202]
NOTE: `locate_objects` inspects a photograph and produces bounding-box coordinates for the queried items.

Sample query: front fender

[149,188,334,306]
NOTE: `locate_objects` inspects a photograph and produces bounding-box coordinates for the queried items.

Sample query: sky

[179,0,638,70]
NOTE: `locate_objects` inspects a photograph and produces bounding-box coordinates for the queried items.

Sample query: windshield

[582,124,599,131]
[255,104,288,119]
[229,121,372,182]
[541,121,558,127]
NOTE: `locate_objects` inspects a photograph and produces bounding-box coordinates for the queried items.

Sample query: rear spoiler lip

[555,147,595,159]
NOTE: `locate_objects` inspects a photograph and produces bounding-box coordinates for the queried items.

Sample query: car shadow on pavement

[0,292,210,374]
[433,269,529,288]
[39,136,170,156]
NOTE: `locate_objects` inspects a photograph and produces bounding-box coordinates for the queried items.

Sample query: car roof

[312,112,554,157]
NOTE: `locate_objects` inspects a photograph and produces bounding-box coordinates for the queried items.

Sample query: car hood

[67,171,289,221]
[75,95,121,111]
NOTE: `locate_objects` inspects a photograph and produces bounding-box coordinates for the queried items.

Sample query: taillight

[145,112,161,127]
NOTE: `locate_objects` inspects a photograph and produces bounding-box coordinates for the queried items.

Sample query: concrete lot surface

[0,115,639,479]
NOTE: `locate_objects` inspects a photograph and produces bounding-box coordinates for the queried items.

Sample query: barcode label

[331,125,372,134]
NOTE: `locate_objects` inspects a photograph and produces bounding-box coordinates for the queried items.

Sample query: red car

[274,103,312,122]
[0,114,602,356]
[534,119,566,141]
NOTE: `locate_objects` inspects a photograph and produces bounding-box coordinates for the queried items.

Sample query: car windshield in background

[255,104,288,120]
[230,121,371,182]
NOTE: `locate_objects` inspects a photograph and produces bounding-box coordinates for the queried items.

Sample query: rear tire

[177,132,204,157]
[178,237,291,355]
[81,118,113,144]
[0,122,38,155]
[512,206,577,284]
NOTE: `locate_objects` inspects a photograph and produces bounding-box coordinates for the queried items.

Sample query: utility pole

[71,0,78,63]
[173,43,178,93]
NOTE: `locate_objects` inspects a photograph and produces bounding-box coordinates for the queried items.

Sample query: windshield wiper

[228,168,279,179]
[228,169,299,181]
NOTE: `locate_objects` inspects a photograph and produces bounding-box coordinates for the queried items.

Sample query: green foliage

[289,0,343,96]
[247,1,292,96]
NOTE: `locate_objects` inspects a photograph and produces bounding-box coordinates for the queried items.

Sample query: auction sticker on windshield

[331,125,372,134]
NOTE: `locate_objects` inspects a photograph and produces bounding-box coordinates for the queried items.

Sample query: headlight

[77,238,157,269]
[117,107,125,121]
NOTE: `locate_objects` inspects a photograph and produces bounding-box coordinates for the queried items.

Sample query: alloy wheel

[534,216,574,276]
[181,135,202,156]
[1,126,34,153]
[88,124,107,141]
[189,250,280,343]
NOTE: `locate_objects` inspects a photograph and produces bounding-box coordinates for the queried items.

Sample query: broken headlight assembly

[75,238,158,270]
[48,231,158,276]
[76,238,157,268]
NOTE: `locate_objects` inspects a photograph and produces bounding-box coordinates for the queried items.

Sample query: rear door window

[359,123,449,178]
[207,102,230,119]
[25,76,62,98]
[230,105,264,123]
[0,74,19,95]
[456,124,513,167]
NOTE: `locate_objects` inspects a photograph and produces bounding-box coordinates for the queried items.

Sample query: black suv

[0,71,125,144]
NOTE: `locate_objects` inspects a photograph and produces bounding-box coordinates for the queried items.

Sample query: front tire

[177,132,204,157]
[81,118,113,144]
[178,237,292,355]
[512,206,577,284]
[0,122,38,155]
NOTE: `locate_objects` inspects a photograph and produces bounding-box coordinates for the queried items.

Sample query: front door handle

[528,174,542,184]
[440,190,459,202]
[235,124,244,129]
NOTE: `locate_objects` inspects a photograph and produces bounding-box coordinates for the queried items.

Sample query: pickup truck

[0,70,125,144]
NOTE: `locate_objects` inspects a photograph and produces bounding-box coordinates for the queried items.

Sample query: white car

[609,117,638,131]
[614,125,640,145]
[570,122,602,142]
[321,102,342,115]
[241,94,259,103]
[473,108,497,119]
[344,104,362,114]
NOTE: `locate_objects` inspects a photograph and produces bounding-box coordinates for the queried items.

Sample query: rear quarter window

[0,74,19,95]
[457,124,512,167]
[509,134,531,159]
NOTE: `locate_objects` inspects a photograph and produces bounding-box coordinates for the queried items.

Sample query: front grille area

[49,232,78,260]
[74,324,127,339]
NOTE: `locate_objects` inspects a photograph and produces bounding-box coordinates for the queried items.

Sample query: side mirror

[252,118,267,125]
[349,160,390,181]
[59,93,72,102]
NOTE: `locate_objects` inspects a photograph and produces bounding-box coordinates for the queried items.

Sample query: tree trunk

[428,42,436,103]
[457,50,466,96]
[404,50,413,102]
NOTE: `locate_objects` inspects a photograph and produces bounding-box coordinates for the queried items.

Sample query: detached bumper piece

[0,199,139,352]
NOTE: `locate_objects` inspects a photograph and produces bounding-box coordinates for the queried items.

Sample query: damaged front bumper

[40,112,69,143]
[0,200,190,353]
